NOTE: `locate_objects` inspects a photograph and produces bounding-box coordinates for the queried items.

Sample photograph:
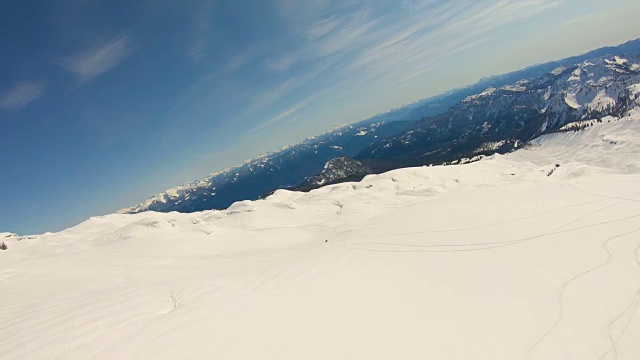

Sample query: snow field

[1,119,640,359]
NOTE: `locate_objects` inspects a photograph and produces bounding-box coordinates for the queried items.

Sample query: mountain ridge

[355,54,640,171]
[120,38,640,215]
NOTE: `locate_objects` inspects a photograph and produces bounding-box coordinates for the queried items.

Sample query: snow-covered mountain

[2,115,640,359]
[357,54,640,170]
[300,156,373,189]
[398,38,640,124]
[119,120,409,214]
[119,41,640,216]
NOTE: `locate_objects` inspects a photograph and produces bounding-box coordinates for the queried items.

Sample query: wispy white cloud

[174,0,566,147]
[249,0,564,131]
[276,0,332,26]
[188,2,216,61]
[265,6,377,72]
[0,82,45,110]
[304,16,341,40]
[61,34,133,81]
[243,58,336,118]
[250,91,326,133]
[251,103,305,132]
[280,0,560,75]
[224,53,248,72]
[266,56,294,72]
[313,11,376,58]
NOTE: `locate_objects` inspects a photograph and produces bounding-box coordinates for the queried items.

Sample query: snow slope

[2,118,640,359]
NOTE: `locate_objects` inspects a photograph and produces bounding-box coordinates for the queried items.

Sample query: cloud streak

[250,90,326,133]
[167,0,580,156]
[61,34,133,81]
[0,82,45,110]
[263,0,562,115]
[188,2,216,61]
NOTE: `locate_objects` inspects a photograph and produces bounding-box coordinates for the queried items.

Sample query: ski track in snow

[527,226,640,359]
[2,119,640,359]
[598,240,640,360]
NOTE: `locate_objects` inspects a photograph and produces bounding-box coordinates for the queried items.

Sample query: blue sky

[1,0,639,235]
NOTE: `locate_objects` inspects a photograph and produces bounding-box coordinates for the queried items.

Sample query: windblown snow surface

[2,117,640,359]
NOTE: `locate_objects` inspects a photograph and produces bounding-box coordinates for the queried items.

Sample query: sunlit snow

[1,118,640,359]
